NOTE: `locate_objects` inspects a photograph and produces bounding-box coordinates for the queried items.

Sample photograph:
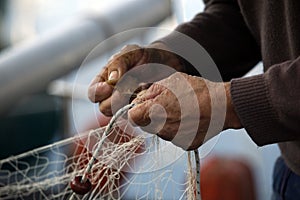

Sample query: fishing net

[0,104,201,200]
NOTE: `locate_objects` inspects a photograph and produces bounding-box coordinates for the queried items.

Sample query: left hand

[128,72,242,150]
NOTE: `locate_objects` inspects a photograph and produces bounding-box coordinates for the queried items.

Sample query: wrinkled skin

[128,72,241,150]
[88,43,242,150]
[88,43,183,116]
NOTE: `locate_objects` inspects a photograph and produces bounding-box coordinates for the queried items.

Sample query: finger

[105,56,133,88]
[107,58,126,84]
[106,70,119,85]
[107,45,143,83]
[99,90,131,116]
[88,81,113,103]
[128,100,152,127]
[129,99,169,135]
[89,61,124,103]
[89,66,109,91]
[130,83,165,120]
[88,66,109,102]
[131,83,164,105]
[90,45,144,102]
[99,96,113,116]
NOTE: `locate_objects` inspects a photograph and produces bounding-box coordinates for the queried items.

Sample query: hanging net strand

[69,103,135,199]
[0,102,202,200]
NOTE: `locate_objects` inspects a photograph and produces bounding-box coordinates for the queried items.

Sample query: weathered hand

[128,72,242,150]
[88,43,183,116]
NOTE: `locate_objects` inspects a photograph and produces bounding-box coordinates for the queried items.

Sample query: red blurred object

[70,175,92,195]
[71,112,144,195]
[200,156,256,200]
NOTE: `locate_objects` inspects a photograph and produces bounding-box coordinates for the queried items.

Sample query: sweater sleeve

[159,0,261,81]
[231,56,300,146]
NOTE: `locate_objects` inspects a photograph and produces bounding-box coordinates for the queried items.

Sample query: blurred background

[0,0,279,199]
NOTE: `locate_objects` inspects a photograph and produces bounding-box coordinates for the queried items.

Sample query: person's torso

[238,0,300,69]
[238,0,300,175]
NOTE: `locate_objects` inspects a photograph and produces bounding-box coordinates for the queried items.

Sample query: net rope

[0,104,201,200]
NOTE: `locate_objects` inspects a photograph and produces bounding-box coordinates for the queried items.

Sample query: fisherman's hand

[128,72,242,150]
[88,43,183,116]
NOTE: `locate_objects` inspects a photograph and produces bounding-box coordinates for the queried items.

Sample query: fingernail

[108,70,118,80]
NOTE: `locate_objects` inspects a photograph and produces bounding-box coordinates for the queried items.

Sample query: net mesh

[0,117,199,200]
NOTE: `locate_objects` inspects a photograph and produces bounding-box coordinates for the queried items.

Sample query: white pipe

[0,0,171,115]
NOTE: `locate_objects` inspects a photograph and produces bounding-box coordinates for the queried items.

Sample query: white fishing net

[0,105,200,200]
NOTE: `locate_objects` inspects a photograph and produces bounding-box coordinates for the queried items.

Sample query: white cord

[69,103,135,199]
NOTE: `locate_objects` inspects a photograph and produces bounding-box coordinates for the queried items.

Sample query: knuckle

[107,44,144,72]
[108,54,118,62]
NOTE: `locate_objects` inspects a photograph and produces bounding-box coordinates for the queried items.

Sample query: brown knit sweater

[160,0,300,174]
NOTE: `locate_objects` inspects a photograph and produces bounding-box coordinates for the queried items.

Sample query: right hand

[88,43,184,116]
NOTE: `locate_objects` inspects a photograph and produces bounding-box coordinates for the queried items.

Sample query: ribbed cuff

[230,74,280,146]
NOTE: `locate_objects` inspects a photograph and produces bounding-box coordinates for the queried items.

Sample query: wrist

[224,82,242,129]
